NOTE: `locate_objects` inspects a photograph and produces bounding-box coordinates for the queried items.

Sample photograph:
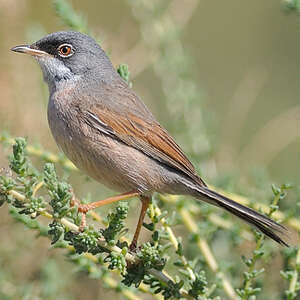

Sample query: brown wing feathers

[84,107,205,186]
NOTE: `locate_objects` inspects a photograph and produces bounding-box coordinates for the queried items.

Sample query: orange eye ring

[58,44,73,57]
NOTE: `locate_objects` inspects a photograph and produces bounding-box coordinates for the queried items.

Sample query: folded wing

[81,105,205,187]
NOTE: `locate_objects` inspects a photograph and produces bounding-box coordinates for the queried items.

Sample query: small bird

[11,31,288,248]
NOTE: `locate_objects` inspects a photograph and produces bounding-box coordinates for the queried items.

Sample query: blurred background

[0,0,299,299]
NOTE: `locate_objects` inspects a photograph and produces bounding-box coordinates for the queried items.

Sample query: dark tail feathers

[195,186,289,246]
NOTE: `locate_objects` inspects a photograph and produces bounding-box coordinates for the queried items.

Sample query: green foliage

[237,183,292,299]
[44,163,72,219]
[144,276,184,299]
[48,220,65,244]
[0,174,15,206]
[281,246,300,300]
[65,229,103,255]
[105,248,128,275]
[117,64,132,87]
[282,0,300,12]
[9,206,49,237]
[281,269,300,300]
[53,0,88,33]
[138,242,166,270]
[122,261,147,288]
[188,271,209,298]
[9,137,28,176]
[3,138,216,299]
[101,201,129,245]
[1,136,252,299]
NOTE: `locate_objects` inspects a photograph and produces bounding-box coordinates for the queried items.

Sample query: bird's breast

[46,89,195,196]
[47,92,128,191]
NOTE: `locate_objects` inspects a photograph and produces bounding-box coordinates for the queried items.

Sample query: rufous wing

[81,106,206,187]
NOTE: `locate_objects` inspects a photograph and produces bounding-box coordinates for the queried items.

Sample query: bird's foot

[77,204,94,231]
[69,190,89,231]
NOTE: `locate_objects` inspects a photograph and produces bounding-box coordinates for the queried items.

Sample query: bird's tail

[194,186,289,246]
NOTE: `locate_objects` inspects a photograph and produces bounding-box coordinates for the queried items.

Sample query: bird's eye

[58,44,73,57]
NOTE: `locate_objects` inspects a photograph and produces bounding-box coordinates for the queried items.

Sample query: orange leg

[129,195,151,251]
[75,191,139,231]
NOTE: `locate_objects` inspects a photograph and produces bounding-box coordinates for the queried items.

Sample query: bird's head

[11,31,114,90]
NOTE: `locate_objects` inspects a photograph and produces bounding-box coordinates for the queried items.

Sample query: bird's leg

[76,191,139,232]
[129,195,151,251]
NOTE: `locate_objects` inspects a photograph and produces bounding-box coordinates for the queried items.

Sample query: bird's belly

[48,119,128,191]
[48,104,190,195]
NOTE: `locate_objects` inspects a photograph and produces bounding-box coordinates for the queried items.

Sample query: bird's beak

[11,45,49,57]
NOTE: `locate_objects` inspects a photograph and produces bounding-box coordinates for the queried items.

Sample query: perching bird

[11,31,288,249]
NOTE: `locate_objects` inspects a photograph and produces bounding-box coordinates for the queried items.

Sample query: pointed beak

[11,45,49,57]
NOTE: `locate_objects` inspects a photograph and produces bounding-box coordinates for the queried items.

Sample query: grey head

[11,31,116,91]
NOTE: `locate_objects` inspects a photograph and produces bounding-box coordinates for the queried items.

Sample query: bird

[11,31,288,249]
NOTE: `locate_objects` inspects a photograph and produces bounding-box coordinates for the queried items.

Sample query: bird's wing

[78,103,206,187]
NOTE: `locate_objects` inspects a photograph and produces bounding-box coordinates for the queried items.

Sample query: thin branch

[288,244,300,297]
[2,134,298,234]
[151,202,196,281]
[4,187,191,299]
[179,207,238,300]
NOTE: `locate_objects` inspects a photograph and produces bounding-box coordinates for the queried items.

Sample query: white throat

[36,56,73,92]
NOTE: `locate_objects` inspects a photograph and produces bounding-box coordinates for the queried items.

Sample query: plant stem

[4,187,191,299]
[288,245,300,298]
[179,207,238,300]
[2,135,298,231]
